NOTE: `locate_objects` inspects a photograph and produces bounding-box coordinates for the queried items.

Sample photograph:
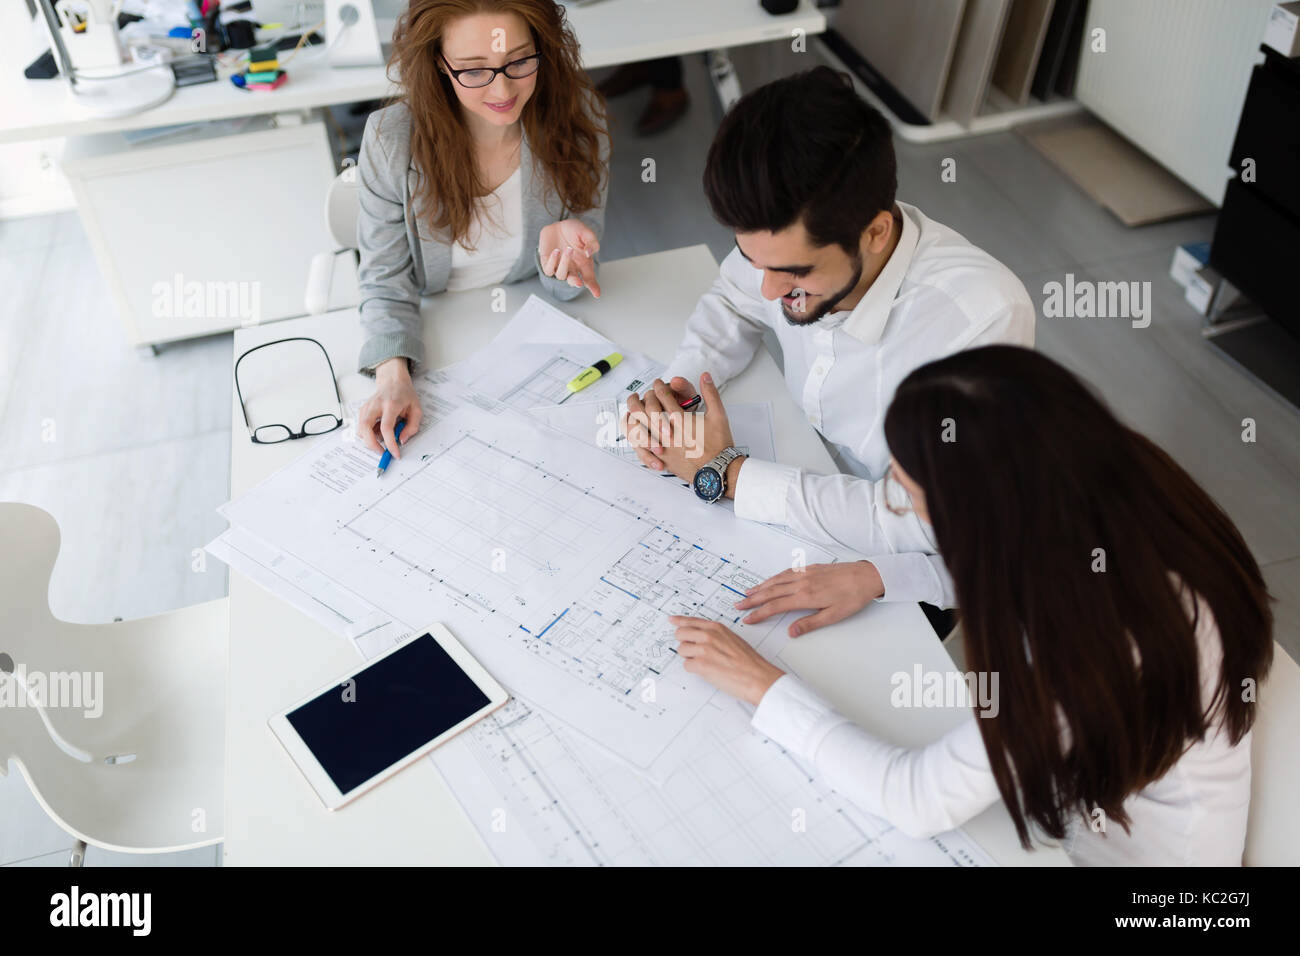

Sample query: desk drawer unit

[61,116,338,347]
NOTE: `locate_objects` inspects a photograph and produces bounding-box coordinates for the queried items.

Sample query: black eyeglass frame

[439,51,542,89]
[234,336,345,445]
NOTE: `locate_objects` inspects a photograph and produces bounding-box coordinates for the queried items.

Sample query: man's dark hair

[703,66,897,255]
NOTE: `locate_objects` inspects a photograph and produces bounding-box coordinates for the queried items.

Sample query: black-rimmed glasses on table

[440,52,541,89]
[235,337,344,444]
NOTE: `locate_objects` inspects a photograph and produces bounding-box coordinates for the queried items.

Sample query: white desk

[0,0,826,144]
[223,244,1070,866]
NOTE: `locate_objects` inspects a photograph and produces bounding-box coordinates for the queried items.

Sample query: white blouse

[445,164,523,292]
[751,595,1253,866]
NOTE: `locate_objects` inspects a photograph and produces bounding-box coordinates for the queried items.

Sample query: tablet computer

[268,624,508,810]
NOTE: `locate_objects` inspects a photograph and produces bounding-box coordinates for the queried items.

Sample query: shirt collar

[838,201,921,345]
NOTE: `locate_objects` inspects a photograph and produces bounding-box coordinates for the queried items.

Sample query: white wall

[1075,0,1279,206]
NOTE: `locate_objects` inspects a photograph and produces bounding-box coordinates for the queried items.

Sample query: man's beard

[781,254,864,326]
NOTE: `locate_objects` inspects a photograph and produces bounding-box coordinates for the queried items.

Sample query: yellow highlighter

[567,352,623,394]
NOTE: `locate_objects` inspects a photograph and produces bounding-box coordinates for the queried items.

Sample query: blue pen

[376,419,406,478]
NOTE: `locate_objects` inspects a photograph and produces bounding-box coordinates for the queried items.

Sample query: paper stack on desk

[208,296,995,866]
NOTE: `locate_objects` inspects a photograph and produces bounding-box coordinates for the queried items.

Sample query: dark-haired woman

[354,0,609,458]
[665,346,1273,865]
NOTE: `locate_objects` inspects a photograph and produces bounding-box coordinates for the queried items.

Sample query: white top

[662,201,1035,609]
[445,165,523,293]
[751,594,1253,866]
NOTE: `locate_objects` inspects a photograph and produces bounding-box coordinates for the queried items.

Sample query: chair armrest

[304,250,339,315]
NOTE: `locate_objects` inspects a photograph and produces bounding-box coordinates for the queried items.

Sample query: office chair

[0,502,227,864]
[304,166,362,315]
[1245,640,1300,865]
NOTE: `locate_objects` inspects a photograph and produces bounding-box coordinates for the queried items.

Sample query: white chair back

[1244,641,1300,866]
[0,502,227,852]
[326,166,361,250]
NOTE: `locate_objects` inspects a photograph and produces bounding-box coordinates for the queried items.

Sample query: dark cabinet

[1211,46,1300,340]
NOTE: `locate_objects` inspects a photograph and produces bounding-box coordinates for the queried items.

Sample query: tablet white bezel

[267,622,509,811]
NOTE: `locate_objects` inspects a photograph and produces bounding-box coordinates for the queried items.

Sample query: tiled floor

[2,52,1297,866]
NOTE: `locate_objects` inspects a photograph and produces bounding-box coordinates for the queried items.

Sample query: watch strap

[706,446,742,474]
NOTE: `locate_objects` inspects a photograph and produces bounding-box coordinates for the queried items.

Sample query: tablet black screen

[286,633,491,795]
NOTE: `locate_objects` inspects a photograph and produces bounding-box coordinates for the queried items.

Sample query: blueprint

[212,468,996,867]
[431,690,994,866]
[441,295,665,411]
[454,344,663,412]
[210,531,998,868]
[206,526,412,654]
[482,293,611,350]
[220,380,842,776]
[212,295,999,864]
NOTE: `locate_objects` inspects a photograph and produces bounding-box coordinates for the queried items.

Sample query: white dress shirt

[445,165,523,292]
[662,201,1035,607]
[750,592,1252,866]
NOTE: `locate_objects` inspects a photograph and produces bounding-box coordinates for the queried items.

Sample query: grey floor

[2,51,1298,867]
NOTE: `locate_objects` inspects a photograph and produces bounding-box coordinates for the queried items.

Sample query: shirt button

[807,414,817,425]
[813,363,826,375]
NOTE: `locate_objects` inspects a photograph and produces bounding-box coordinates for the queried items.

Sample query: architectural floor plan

[431,692,994,867]
[221,382,843,774]
[211,298,1000,866]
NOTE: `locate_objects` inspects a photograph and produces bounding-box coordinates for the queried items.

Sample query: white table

[224,244,1070,866]
[1,0,827,144]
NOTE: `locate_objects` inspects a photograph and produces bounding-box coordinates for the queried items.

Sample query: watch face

[693,466,723,502]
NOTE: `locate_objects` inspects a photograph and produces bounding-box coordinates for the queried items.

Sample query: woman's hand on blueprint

[358,357,424,458]
[733,561,885,638]
[668,616,784,706]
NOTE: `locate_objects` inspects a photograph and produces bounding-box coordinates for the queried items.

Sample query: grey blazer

[355,99,609,374]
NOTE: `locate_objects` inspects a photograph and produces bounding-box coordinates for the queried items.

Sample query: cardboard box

[1170,241,1211,289]
[1184,265,1221,315]
[1264,2,1300,57]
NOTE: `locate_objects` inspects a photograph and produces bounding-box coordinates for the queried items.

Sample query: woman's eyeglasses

[440,52,541,89]
[235,337,344,445]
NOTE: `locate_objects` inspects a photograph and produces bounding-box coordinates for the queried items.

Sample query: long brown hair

[884,346,1273,848]
[387,0,608,248]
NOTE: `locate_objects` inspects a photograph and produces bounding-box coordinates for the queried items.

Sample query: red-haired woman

[354,0,609,457]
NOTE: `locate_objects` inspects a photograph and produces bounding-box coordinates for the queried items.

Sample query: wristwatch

[692,446,744,503]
